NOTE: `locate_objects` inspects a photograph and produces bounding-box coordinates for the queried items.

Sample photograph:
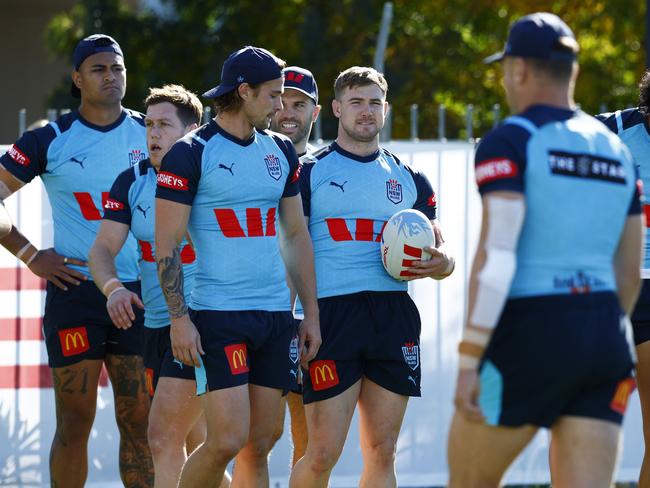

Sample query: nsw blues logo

[386,179,403,204]
[289,335,299,364]
[129,149,145,167]
[265,154,282,181]
[401,342,419,370]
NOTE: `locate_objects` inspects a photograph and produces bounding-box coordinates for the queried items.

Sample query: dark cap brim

[284,86,318,104]
[202,84,238,99]
[483,51,505,64]
[70,81,81,98]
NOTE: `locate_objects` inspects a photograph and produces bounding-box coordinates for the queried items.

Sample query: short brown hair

[334,66,388,100]
[144,84,202,126]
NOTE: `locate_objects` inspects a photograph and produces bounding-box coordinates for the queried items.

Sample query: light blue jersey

[300,142,437,299]
[476,105,641,298]
[597,108,650,276]
[0,109,147,281]
[104,159,196,328]
[155,121,301,311]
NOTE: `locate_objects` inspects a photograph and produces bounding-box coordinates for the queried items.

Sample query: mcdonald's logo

[309,360,339,391]
[58,326,90,357]
[225,343,249,375]
[145,368,155,397]
[610,377,636,414]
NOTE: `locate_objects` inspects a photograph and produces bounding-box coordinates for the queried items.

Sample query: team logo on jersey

[475,157,518,185]
[157,171,189,191]
[128,149,145,167]
[8,144,30,166]
[289,335,299,364]
[386,179,403,204]
[401,342,420,370]
[264,154,282,180]
[548,151,626,184]
[104,198,125,211]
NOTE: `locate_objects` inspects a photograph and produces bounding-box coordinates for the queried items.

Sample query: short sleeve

[402,165,436,220]
[629,163,643,216]
[155,140,201,205]
[298,159,315,217]
[474,128,526,195]
[0,125,54,183]
[103,169,134,226]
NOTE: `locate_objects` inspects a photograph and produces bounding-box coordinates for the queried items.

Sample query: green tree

[45,0,646,140]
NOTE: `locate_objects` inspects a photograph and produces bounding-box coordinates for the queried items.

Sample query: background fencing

[0,141,643,487]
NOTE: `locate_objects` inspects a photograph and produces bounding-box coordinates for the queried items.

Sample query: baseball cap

[283,66,318,104]
[70,34,124,98]
[484,12,579,64]
[202,46,283,99]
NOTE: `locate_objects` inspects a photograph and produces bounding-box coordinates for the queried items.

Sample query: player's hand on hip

[298,314,322,369]
[28,248,87,290]
[453,368,485,423]
[406,246,454,280]
[106,288,144,330]
[170,315,204,368]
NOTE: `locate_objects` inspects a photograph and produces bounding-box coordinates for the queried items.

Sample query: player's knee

[362,436,397,469]
[147,422,183,460]
[448,468,501,488]
[115,396,150,433]
[202,435,246,464]
[56,402,95,438]
[306,442,343,474]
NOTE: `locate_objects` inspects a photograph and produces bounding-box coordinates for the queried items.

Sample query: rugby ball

[380,209,434,280]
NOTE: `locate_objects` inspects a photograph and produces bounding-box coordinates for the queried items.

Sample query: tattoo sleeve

[157,246,188,319]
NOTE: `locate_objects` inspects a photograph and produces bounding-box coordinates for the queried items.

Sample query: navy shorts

[631,279,650,345]
[43,280,145,368]
[190,309,296,394]
[143,325,196,397]
[479,292,636,428]
[302,291,421,404]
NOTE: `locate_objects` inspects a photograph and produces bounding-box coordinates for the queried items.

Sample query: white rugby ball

[380,209,434,280]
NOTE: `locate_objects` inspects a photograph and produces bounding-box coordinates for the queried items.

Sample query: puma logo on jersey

[136,205,150,219]
[407,375,418,386]
[218,163,235,175]
[330,180,347,192]
[70,156,87,168]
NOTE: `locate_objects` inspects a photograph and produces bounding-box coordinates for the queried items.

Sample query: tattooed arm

[155,198,203,367]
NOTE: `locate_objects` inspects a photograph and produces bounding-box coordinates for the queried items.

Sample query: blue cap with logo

[202,46,283,99]
[484,12,579,64]
[283,66,318,104]
[70,34,124,98]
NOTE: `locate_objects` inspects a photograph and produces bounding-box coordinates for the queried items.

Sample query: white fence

[0,141,642,487]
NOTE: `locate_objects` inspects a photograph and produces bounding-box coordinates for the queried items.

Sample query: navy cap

[283,66,318,104]
[70,34,124,98]
[202,46,283,99]
[484,12,579,64]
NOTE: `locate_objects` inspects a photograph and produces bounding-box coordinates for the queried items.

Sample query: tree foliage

[45,0,645,139]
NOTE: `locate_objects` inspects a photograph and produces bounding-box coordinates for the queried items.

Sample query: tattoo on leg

[157,246,188,319]
[108,355,154,487]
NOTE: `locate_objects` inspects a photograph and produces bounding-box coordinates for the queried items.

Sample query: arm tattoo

[157,246,188,319]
